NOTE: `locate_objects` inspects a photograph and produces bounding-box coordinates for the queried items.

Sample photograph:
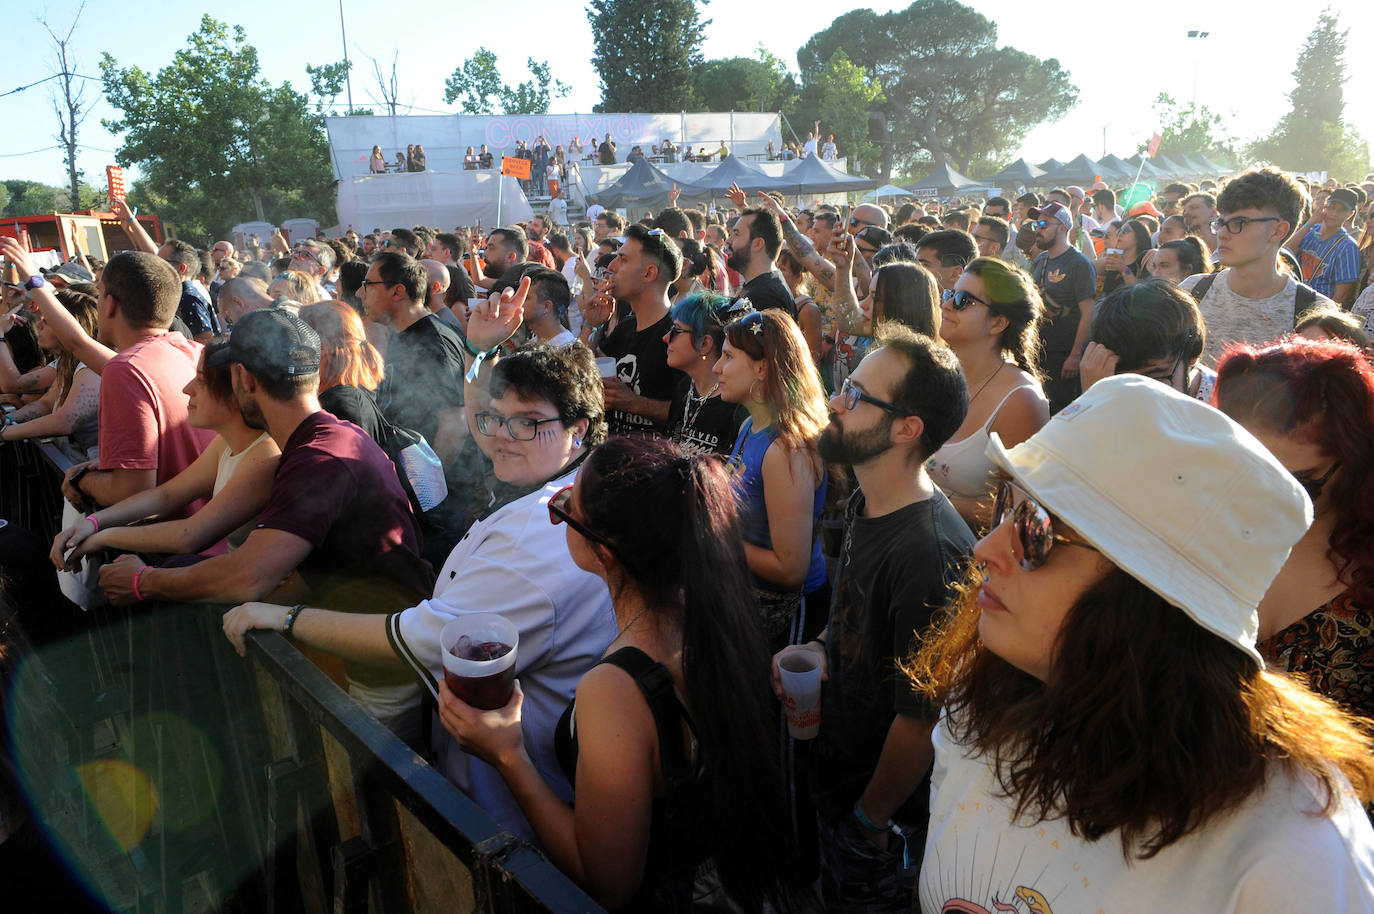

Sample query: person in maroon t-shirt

[99,308,433,613]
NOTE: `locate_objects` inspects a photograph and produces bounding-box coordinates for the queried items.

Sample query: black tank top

[553,646,711,912]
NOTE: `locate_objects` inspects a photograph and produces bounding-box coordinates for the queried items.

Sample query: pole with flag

[1129,132,1164,189]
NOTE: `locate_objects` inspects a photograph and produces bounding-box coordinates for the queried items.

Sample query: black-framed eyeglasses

[1292,462,1340,502]
[942,288,991,311]
[839,377,911,416]
[992,479,1099,572]
[1136,353,1188,392]
[849,217,877,228]
[474,410,564,441]
[359,278,394,289]
[291,248,320,265]
[667,324,693,340]
[1210,215,1280,235]
[548,485,618,553]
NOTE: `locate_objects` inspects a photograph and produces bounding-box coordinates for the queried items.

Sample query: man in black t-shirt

[773,325,974,912]
[726,206,798,318]
[1028,201,1097,413]
[598,133,617,165]
[577,224,685,436]
[362,252,476,558]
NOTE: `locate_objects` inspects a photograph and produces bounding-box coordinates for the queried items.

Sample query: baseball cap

[207,307,320,383]
[1128,201,1166,220]
[1027,201,1072,230]
[42,262,95,284]
[985,374,1311,666]
[1328,188,1359,211]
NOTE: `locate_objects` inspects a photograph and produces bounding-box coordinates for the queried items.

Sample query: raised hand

[467,275,531,351]
[667,184,681,206]
[725,182,747,210]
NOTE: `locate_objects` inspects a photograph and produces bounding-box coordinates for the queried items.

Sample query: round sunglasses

[992,480,1098,571]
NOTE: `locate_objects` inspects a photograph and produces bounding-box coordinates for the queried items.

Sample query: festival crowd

[3,155,1374,912]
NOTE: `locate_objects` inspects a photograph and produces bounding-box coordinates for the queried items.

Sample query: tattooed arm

[0,367,98,442]
[753,192,838,291]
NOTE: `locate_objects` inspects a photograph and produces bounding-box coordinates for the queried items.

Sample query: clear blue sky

[3,0,1370,191]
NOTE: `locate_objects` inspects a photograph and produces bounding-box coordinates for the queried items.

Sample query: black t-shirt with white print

[600,312,683,437]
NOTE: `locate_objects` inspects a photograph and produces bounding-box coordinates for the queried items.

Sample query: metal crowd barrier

[2,437,602,914]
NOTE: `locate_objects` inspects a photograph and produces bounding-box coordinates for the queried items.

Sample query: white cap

[985,375,1313,666]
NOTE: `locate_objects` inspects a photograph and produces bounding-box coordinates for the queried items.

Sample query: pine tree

[1249,10,1370,179]
[588,0,707,112]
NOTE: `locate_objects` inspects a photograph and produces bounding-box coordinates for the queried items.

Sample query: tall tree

[42,2,95,213]
[797,0,1077,181]
[444,49,570,114]
[1148,93,1236,163]
[307,60,372,116]
[1248,10,1370,180]
[795,51,884,176]
[588,0,707,111]
[100,15,336,243]
[695,48,799,115]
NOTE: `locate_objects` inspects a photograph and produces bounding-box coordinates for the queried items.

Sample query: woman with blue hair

[662,291,751,455]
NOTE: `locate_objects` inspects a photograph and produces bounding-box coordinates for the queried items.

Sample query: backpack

[1188,272,1319,328]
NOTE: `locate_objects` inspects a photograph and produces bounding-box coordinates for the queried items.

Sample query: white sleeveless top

[927,384,1041,500]
[214,432,274,550]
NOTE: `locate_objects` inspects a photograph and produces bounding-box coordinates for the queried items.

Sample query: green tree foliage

[306,60,373,116]
[793,51,884,175]
[100,16,336,244]
[1,178,104,216]
[588,0,707,112]
[695,46,799,115]
[1148,93,1236,163]
[1248,10,1370,180]
[797,0,1077,181]
[444,48,569,114]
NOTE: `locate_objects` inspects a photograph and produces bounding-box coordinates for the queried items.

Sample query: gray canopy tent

[593,157,712,210]
[981,158,1047,186]
[768,155,877,196]
[695,154,784,195]
[908,162,979,196]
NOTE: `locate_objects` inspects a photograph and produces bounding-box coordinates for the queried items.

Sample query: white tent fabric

[864,184,913,199]
[335,171,533,234]
[280,218,320,243]
[232,221,277,249]
[325,113,784,180]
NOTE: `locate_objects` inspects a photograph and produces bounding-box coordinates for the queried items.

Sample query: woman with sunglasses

[663,292,748,455]
[928,258,1048,529]
[714,310,830,649]
[910,375,1374,912]
[439,436,809,912]
[224,294,619,836]
[1215,337,1374,724]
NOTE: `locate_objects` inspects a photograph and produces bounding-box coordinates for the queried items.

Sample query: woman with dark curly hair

[910,375,1374,912]
[1215,337,1374,721]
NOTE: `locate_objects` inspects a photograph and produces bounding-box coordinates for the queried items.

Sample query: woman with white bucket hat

[911,374,1374,913]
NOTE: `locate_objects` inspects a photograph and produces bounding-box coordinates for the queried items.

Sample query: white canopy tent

[335,171,533,234]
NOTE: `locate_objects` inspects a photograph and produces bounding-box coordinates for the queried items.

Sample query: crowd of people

[3,158,1374,912]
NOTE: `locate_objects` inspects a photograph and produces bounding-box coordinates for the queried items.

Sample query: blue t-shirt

[1298,226,1361,299]
[729,417,827,594]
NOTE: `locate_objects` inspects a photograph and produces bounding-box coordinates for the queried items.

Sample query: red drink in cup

[440,614,520,710]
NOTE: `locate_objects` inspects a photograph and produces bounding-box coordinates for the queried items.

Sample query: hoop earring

[748,379,763,402]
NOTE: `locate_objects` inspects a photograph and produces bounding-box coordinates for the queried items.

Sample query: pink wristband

[131,565,152,602]
[86,514,100,533]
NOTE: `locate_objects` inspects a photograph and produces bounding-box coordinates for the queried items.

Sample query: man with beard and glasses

[97,309,432,619]
[724,206,797,318]
[771,324,974,912]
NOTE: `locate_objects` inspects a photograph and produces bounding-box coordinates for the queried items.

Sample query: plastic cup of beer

[778,652,823,739]
[595,356,618,379]
[440,614,519,710]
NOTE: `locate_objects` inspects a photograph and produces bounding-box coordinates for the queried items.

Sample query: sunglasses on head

[992,479,1098,571]
[548,485,618,553]
[942,288,990,311]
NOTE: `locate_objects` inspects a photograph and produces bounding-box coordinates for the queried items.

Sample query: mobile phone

[840,204,851,228]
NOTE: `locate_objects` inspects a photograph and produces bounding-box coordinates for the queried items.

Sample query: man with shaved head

[217,276,275,328]
[419,259,462,330]
[847,203,889,235]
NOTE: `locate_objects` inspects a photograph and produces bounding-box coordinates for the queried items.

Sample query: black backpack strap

[1189,271,1217,303]
[601,646,696,790]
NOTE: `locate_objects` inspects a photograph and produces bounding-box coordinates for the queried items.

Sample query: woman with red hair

[1215,337,1374,720]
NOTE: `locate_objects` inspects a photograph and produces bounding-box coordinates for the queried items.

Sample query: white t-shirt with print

[920,712,1374,914]
[1183,269,1334,366]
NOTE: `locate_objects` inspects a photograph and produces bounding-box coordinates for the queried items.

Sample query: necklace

[610,605,655,647]
[682,379,719,431]
[968,362,1005,404]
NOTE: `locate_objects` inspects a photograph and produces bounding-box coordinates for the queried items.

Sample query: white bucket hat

[985,374,1313,666]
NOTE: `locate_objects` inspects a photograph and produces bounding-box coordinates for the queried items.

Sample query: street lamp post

[1186,30,1211,109]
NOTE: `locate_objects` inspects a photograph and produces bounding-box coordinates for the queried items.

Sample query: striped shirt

[1298,226,1361,298]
